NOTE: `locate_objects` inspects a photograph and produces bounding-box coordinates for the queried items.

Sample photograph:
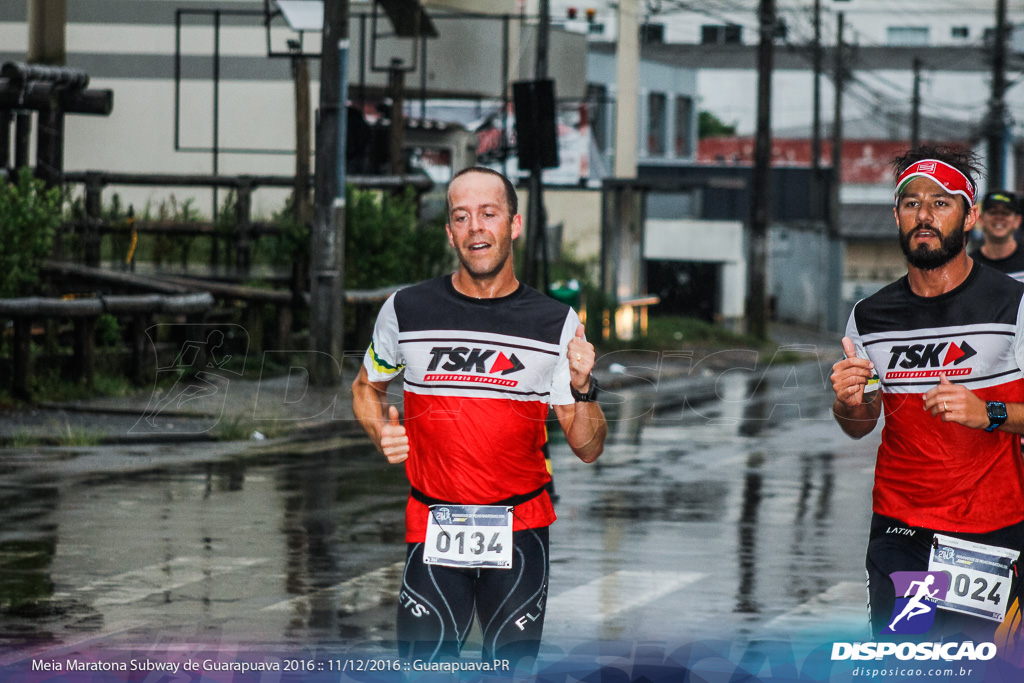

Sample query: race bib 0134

[423,504,513,569]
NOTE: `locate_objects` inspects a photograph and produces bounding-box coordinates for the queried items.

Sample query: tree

[699,111,738,138]
[0,169,63,298]
[344,187,452,289]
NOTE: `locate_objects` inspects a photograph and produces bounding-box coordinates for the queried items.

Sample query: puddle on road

[1,361,866,656]
[555,363,852,640]
[589,480,730,523]
[0,440,407,655]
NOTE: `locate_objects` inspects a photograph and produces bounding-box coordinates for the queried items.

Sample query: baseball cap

[981,191,1019,213]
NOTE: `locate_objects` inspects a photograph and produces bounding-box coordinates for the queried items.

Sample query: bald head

[447,167,517,220]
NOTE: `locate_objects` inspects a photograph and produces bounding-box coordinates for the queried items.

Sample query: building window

[773,19,788,41]
[641,23,665,44]
[951,26,969,39]
[886,26,930,46]
[674,96,693,158]
[701,24,742,44]
[586,83,609,154]
[647,92,667,157]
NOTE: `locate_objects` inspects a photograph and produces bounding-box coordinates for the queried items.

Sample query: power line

[639,0,1009,135]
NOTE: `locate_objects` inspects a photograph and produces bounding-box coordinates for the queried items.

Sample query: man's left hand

[566,323,595,392]
[923,374,990,429]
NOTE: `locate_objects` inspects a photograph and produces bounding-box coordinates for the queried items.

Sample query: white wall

[644,218,746,319]
[0,1,583,215]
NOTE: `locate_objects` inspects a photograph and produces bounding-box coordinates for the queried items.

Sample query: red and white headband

[894,159,976,206]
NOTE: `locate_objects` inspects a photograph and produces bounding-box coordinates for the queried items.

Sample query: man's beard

[899,219,967,271]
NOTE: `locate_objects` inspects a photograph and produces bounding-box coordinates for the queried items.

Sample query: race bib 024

[928,534,1020,622]
[423,504,514,569]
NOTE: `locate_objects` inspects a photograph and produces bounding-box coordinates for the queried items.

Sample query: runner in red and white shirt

[352,167,606,670]
[831,147,1024,648]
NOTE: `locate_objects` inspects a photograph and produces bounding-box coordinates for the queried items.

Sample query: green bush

[151,196,201,268]
[344,186,452,289]
[64,190,133,264]
[0,169,63,297]
[95,314,121,347]
[257,193,309,267]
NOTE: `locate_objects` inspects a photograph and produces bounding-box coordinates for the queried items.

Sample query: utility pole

[27,0,66,65]
[910,57,922,149]
[388,60,406,174]
[524,0,551,292]
[614,0,639,178]
[747,0,775,341]
[830,12,844,244]
[26,1,67,185]
[310,0,349,384]
[988,0,1008,189]
[810,0,822,222]
[601,0,641,341]
[825,11,845,335]
[291,48,312,315]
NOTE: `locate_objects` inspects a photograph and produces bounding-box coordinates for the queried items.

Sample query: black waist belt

[409,484,547,508]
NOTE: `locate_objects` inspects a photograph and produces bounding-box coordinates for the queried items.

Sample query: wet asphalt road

[0,357,881,664]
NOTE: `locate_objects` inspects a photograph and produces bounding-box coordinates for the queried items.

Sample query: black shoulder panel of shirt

[854,263,1024,334]
[392,275,572,344]
[970,244,1024,276]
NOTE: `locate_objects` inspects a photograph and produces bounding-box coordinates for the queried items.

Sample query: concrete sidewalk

[0,322,842,448]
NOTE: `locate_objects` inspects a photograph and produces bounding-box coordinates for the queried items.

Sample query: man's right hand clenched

[830,337,876,408]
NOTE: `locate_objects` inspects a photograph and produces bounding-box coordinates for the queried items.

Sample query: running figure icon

[143,329,232,426]
[889,574,939,631]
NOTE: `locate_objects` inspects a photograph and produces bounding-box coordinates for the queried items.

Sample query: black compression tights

[866,513,1024,640]
[397,526,549,668]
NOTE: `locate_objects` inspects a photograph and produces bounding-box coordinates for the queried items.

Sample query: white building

[550,0,1024,162]
[0,1,587,214]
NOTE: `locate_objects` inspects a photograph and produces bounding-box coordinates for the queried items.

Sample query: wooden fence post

[84,174,103,267]
[13,318,32,399]
[72,317,96,389]
[274,303,292,352]
[129,313,151,386]
[235,178,252,275]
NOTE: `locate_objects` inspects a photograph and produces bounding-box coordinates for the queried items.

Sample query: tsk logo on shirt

[424,346,525,386]
[884,341,976,380]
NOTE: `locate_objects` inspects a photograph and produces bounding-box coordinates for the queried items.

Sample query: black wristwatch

[985,401,1008,432]
[570,375,599,403]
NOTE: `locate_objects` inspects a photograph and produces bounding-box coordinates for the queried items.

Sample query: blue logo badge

[884,571,950,635]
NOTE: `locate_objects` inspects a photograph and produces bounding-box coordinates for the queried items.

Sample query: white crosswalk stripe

[261,561,406,612]
[547,570,704,620]
[71,557,267,607]
[763,581,870,638]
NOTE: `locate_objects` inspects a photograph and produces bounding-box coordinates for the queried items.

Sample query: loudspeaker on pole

[513,79,559,170]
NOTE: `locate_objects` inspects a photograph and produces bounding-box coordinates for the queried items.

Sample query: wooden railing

[61,171,433,274]
[0,290,213,399]
[2,262,403,400]
[2,171,426,399]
